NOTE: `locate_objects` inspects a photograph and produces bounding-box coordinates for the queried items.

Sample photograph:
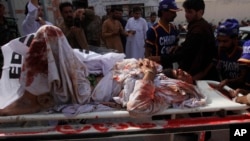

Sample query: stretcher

[0,80,250,141]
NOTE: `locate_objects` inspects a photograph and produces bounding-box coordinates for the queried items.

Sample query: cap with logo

[159,0,182,12]
[216,18,239,37]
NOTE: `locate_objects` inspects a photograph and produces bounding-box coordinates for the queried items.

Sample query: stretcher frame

[0,80,249,141]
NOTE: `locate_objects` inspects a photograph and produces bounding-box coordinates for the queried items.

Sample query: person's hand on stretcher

[229,88,250,105]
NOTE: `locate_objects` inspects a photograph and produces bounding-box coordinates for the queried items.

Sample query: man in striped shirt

[145,0,181,68]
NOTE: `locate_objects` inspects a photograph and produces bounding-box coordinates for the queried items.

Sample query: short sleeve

[145,27,156,49]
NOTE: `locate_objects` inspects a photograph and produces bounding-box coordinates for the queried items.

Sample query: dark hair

[150,12,157,17]
[116,7,123,12]
[110,7,118,13]
[162,69,176,79]
[110,6,123,13]
[59,2,73,13]
[182,0,205,11]
[132,6,142,13]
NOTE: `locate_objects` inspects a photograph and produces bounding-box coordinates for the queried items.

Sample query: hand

[36,16,46,25]
[213,79,228,91]
[139,59,157,75]
[74,8,85,21]
[30,0,39,7]
[229,89,239,98]
[127,30,136,36]
[235,95,249,105]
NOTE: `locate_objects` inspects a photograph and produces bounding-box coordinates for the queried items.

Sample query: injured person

[0,25,206,117]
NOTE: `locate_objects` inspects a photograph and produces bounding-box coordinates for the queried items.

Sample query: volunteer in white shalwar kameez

[125,6,148,59]
[22,0,53,36]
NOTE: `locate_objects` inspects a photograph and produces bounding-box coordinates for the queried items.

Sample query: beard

[219,43,235,53]
[65,16,73,23]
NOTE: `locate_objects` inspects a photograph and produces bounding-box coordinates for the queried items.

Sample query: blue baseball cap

[216,18,239,37]
[159,0,182,12]
[238,40,250,64]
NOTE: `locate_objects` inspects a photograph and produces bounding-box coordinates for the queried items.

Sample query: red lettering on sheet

[93,123,109,132]
[0,133,5,136]
[127,122,156,128]
[56,125,91,134]
[115,123,129,130]
[92,123,129,132]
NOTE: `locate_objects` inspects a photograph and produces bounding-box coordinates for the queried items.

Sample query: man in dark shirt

[0,2,20,78]
[145,0,181,68]
[58,2,90,52]
[160,0,218,81]
[117,7,127,52]
[215,19,249,90]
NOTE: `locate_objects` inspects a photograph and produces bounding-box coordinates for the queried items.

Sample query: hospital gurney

[0,80,249,141]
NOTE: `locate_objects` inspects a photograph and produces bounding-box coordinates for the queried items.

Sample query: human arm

[118,22,129,37]
[101,21,113,38]
[160,32,207,69]
[235,94,250,105]
[139,59,157,81]
[228,88,250,105]
[144,27,158,59]
[144,46,152,58]
[101,20,122,38]
[217,65,248,89]
[30,0,46,25]
[229,88,250,98]
[70,26,89,53]
[143,19,148,39]
[22,0,45,35]
[74,8,93,18]
[83,9,95,19]
[192,63,214,80]
[126,59,169,117]
[22,1,38,35]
